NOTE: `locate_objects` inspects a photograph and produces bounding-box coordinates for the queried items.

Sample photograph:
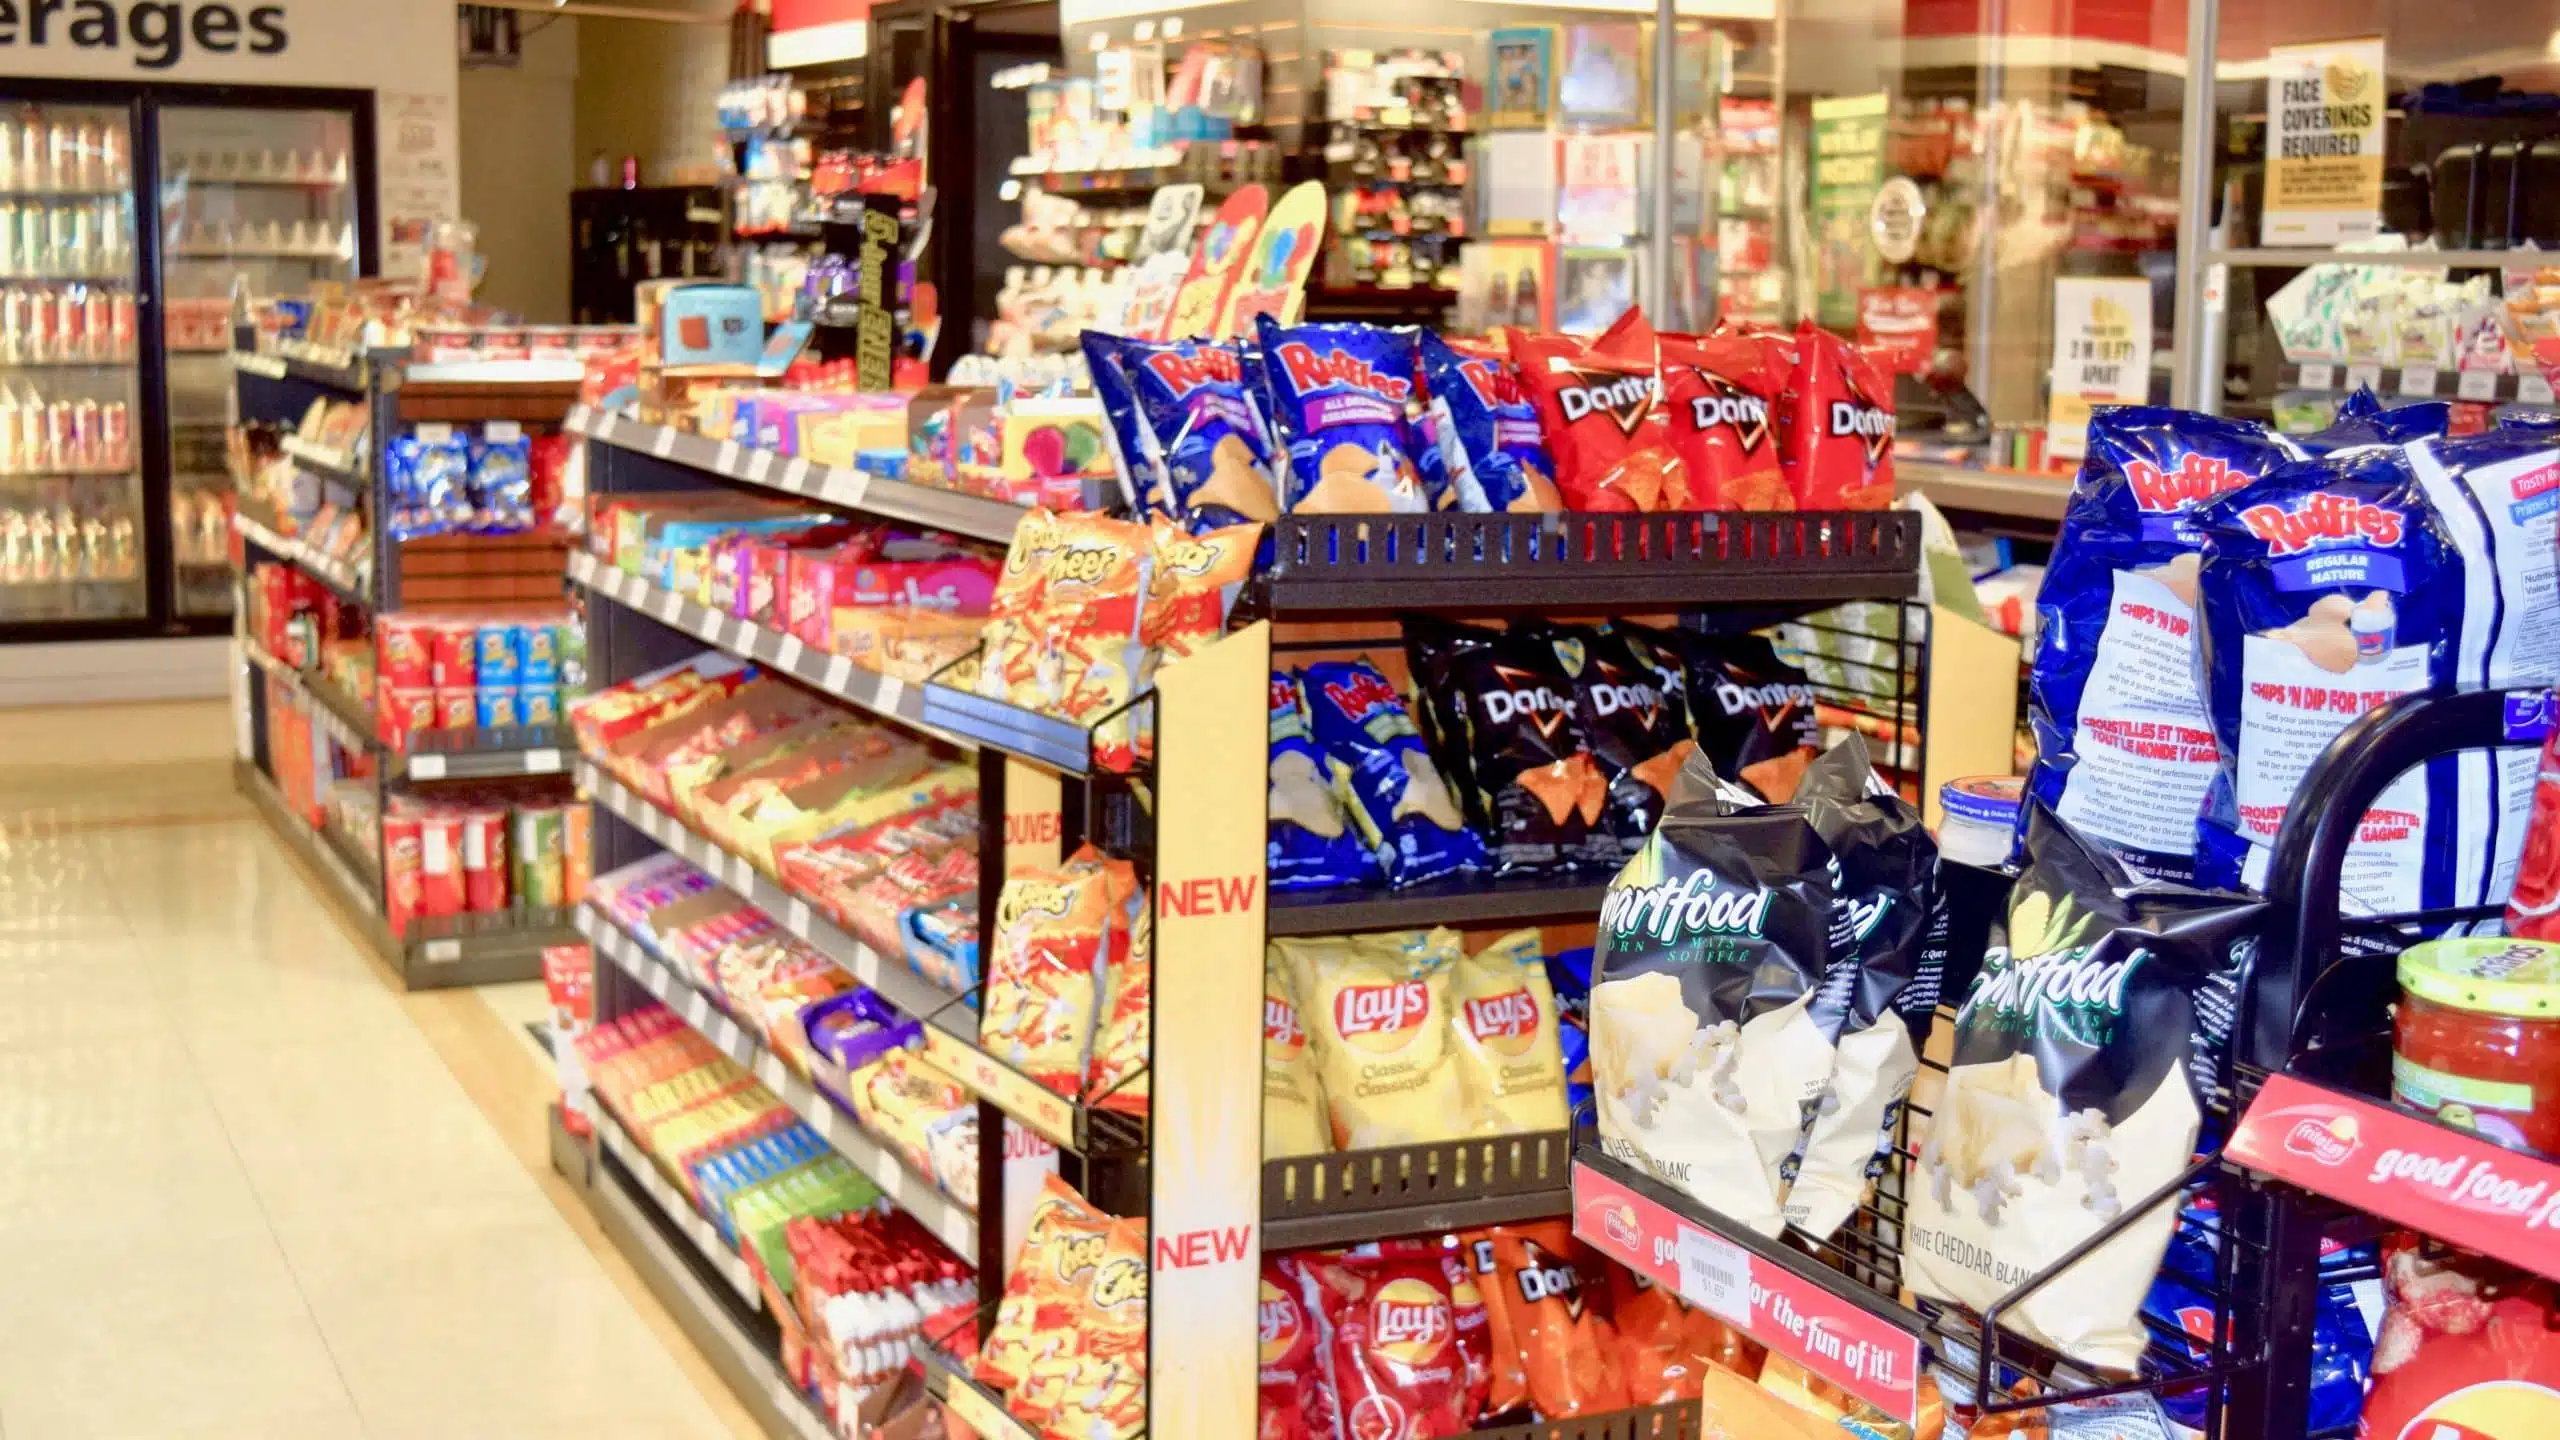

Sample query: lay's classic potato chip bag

[1263,950,1332,1158]
[1451,928,1570,1134]
[1277,928,1469,1150]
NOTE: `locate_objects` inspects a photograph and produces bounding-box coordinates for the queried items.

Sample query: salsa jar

[2392,937,2560,1156]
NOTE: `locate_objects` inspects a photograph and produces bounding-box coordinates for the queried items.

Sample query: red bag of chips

[1308,1252,1472,1440]
[1490,1222,1628,1419]
[1510,309,1684,512]
[1779,322,1897,509]
[1437,1249,1494,1422]
[1661,332,1791,510]
[1260,1258,1341,1440]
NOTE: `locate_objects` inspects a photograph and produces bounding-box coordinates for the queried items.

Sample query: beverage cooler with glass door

[0,81,371,642]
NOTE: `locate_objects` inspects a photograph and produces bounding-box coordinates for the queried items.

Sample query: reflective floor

[0,701,754,1439]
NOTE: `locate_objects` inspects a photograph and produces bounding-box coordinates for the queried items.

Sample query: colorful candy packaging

[2193,424,2558,913]
[1512,309,1685,511]
[1119,336,1282,527]
[2025,407,2297,883]
[1298,661,1487,888]
[1255,315,1433,513]
[1269,671,1379,891]
[1661,331,1791,509]
[1082,331,1175,518]
[1778,323,1897,509]
[1417,330,1562,512]
[1404,617,1616,874]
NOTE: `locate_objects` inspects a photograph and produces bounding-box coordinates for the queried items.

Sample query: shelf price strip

[2228,1073,2560,1283]
[1571,1158,1923,1425]
[593,1110,763,1305]
[576,906,979,1257]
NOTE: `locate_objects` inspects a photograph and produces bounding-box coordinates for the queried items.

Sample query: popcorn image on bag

[1904,802,2260,1371]
[1276,928,1471,1150]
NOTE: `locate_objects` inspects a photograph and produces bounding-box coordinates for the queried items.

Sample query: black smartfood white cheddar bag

[1590,752,1836,1237]
[1784,736,1945,1242]
[1906,802,2258,1371]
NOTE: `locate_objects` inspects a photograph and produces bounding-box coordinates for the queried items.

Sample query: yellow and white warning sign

[2261,37,2387,247]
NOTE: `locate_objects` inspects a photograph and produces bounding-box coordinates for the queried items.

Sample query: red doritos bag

[1457,1230,1530,1415]
[1661,331,1792,510]
[1260,1258,1341,1440]
[1511,309,1684,512]
[1491,1222,1629,1419]
[1779,322,1897,509]
[1311,1252,1472,1440]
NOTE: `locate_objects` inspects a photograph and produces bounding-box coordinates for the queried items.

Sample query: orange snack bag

[1140,518,1261,670]
[1040,1217,1149,1439]
[1439,1247,1493,1421]
[977,1175,1104,1391]
[1490,1222,1628,1419]
[979,853,1119,1099]
[1457,1230,1530,1414]
[1087,862,1151,1117]
[1039,513,1154,768]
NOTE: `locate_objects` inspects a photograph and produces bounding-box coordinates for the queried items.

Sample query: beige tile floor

[0,699,760,1439]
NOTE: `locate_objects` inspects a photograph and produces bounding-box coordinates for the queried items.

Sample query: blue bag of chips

[2193,426,2560,909]
[468,426,533,533]
[1119,335,1281,529]
[1082,330,1174,518]
[1254,314,1432,513]
[1298,659,1487,887]
[1418,329,1559,512]
[2293,386,2451,456]
[1268,670,1380,890]
[2025,408,2300,882]
[2144,1204,2376,1433]
[1546,944,1594,1118]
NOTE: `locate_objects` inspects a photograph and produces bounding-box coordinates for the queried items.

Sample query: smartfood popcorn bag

[1905,803,2259,1370]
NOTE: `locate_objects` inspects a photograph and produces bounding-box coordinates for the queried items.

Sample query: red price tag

[2229,1074,2560,1282]
[1572,1160,1924,1423]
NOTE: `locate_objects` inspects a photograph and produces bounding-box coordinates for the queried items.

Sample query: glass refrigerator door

[0,100,144,621]
[156,103,356,619]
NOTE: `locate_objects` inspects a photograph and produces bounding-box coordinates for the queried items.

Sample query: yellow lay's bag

[1263,950,1331,1158]
[1277,928,1469,1150]
[1451,928,1570,1134]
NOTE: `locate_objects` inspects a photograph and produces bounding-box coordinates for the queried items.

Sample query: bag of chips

[1661,331,1791,510]
[979,851,1121,1100]
[1450,928,1570,1134]
[1511,309,1685,511]
[1590,752,1837,1236]
[1456,1231,1531,1415]
[1269,671,1378,891]
[1040,513,1156,770]
[1782,735,1945,1242]
[1261,1258,1342,1440]
[1040,1216,1148,1439]
[1778,323,1896,509]
[1491,1222,1629,1419]
[1308,1252,1473,1440]
[1087,868,1151,1118]
[1439,1248,1494,1420]
[1277,928,1470,1151]
[1628,623,1820,803]
[1905,801,2260,1370]
[1082,330,1175,518]
[1142,518,1261,672]
[1403,618,1615,874]
[1417,330,1563,512]
[2026,407,2296,882]
[1530,621,1698,848]
[1299,661,1488,888]
[977,1174,1106,1390]
[1120,335,1283,527]
[1256,315,1433,513]
[1264,948,1333,1158]
[2356,1240,2560,1440]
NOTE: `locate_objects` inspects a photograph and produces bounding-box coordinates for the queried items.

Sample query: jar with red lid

[2392,937,2560,1156]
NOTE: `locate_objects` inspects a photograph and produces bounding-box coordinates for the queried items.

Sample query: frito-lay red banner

[2228,1073,2560,1282]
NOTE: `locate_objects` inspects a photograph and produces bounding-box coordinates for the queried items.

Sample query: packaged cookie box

[794,396,915,469]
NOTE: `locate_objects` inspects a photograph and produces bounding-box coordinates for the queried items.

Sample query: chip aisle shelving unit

[229,337,587,988]
[559,392,1940,1437]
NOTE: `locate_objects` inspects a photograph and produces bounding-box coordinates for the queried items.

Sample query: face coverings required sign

[2261,37,2387,247]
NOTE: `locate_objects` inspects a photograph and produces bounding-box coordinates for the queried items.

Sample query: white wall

[462,13,582,321]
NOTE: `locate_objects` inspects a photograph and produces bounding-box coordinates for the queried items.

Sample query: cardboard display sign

[1216,181,1326,338]
[1162,185,1268,340]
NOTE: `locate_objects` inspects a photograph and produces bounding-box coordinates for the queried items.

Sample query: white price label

[649,427,677,459]
[1674,1226,1753,1326]
[716,440,741,473]
[873,675,906,714]
[2297,362,2335,391]
[2346,363,2382,394]
[756,1052,785,1088]
[729,853,755,888]
[744,449,774,483]
[782,458,812,493]
[823,654,853,690]
[596,412,621,439]
[2459,369,2501,401]
[786,898,812,935]
[415,423,455,444]
[2400,366,2439,397]
[777,635,804,671]
[484,420,523,442]
[526,747,562,773]
[408,753,446,780]
[683,991,710,1027]
[656,591,683,623]
[422,939,462,964]
[2522,375,2556,406]
[819,468,869,507]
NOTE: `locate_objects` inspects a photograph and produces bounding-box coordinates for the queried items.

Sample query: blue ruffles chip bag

[1268,670,1378,890]
[2193,424,2560,911]
[1418,330,1560,512]
[1081,331,1174,518]
[1119,336,1281,527]
[2026,408,2300,882]
[2144,1203,2377,1433]
[1254,314,1433,513]
[1297,659,1487,887]
[2294,387,2451,456]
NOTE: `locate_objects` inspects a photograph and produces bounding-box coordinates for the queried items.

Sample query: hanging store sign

[852,193,900,392]
[2046,276,2152,459]
[2261,37,2387,248]
[1809,92,1886,331]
